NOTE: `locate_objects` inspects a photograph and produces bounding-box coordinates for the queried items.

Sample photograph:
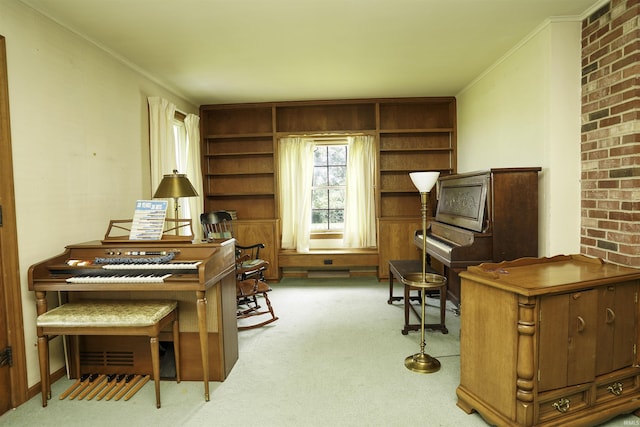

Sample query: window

[171,113,191,219]
[311,144,347,232]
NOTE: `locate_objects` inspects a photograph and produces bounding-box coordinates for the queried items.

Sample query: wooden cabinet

[233,219,279,281]
[377,218,422,278]
[199,98,457,279]
[456,255,640,427]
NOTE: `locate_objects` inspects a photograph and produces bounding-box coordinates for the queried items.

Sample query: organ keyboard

[66,273,172,284]
[28,238,238,401]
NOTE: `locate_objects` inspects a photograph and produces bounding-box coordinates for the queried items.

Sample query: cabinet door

[538,290,598,391]
[596,282,638,375]
[233,220,279,280]
[377,219,421,279]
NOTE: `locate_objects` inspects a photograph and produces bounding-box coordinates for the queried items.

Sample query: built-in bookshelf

[199,98,457,279]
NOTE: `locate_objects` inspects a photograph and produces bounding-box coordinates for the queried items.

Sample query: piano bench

[387,260,448,335]
[36,300,181,409]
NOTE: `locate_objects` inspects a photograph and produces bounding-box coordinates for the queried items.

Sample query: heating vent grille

[80,351,135,367]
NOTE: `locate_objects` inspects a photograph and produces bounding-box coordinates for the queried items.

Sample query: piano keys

[415,167,541,309]
[65,273,172,284]
[28,239,237,401]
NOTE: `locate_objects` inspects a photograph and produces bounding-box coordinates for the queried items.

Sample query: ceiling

[20,0,603,106]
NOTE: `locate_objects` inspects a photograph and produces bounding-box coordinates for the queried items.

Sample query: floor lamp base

[404,352,441,373]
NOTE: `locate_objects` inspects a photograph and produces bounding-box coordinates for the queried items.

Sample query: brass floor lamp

[402,171,446,374]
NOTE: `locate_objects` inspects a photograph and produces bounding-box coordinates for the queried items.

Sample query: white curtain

[343,135,377,247]
[183,114,204,238]
[148,96,202,236]
[148,96,176,192]
[278,137,314,251]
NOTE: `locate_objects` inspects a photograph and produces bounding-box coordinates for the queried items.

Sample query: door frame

[0,35,28,409]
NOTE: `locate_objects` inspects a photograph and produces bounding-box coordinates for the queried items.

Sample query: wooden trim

[0,35,28,408]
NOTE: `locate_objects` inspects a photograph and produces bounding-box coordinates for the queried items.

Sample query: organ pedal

[59,373,152,403]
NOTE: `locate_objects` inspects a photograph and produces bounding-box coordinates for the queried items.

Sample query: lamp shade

[153,170,198,199]
[409,171,440,193]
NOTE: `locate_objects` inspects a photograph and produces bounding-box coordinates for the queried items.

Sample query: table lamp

[153,169,198,234]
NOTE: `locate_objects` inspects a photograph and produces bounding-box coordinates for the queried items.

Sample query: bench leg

[172,318,181,383]
[37,335,49,407]
[150,336,161,408]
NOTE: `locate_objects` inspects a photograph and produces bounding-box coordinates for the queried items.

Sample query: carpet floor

[1,277,637,426]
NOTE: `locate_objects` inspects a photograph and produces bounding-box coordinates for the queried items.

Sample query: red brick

[590,209,609,218]
[612,99,640,115]
[612,52,640,72]
[599,49,623,67]
[619,244,640,256]
[587,228,607,238]
[611,144,640,156]
[609,231,640,244]
[609,211,635,221]
[599,220,621,230]
[598,180,620,189]
[600,116,622,127]
[621,201,640,210]
[598,200,621,210]
[608,252,640,267]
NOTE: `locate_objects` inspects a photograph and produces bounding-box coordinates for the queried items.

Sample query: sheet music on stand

[129,200,168,240]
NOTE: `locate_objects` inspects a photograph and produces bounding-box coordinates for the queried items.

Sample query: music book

[129,200,168,240]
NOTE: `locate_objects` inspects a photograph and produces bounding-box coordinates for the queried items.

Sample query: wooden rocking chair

[200,211,278,330]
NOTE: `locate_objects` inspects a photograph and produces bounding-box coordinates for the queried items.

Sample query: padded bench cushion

[36,300,177,328]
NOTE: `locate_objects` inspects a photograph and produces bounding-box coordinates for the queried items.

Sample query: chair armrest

[236,243,265,250]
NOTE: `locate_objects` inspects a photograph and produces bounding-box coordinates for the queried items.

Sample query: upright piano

[414,167,541,309]
[29,238,237,401]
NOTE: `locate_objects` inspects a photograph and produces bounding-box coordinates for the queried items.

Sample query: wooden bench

[36,300,181,408]
[388,260,448,335]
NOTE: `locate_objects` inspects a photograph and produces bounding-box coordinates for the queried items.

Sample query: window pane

[328,165,346,186]
[328,146,346,164]
[311,210,328,230]
[312,189,329,209]
[313,167,328,186]
[329,188,344,209]
[314,146,328,166]
[329,209,344,228]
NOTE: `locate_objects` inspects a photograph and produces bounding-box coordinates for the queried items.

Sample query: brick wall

[581,0,639,267]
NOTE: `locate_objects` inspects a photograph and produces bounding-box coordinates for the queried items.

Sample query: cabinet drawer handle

[552,397,570,413]
[606,308,615,324]
[608,382,623,395]
[577,316,585,332]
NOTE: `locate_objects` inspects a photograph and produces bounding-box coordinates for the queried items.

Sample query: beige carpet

[2,277,638,426]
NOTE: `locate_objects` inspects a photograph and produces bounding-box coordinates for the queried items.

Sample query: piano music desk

[387,260,448,335]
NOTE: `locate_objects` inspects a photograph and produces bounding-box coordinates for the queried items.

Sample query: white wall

[1,0,197,386]
[456,19,582,257]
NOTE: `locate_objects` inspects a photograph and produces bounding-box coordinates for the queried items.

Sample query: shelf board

[379,128,453,134]
[204,133,273,139]
[380,168,452,173]
[204,151,274,157]
[379,147,453,152]
[205,171,274,176]
[207,193,275,197]
[380,189,422,194]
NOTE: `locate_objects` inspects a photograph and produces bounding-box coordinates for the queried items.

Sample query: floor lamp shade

[409,171,440,193]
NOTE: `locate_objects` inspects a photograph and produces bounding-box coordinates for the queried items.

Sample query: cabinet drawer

[537,387,589,423]
[595,373,639,404]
